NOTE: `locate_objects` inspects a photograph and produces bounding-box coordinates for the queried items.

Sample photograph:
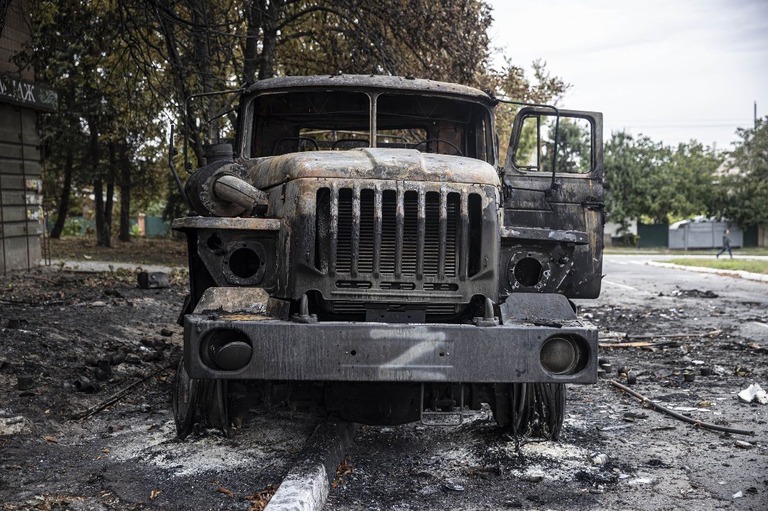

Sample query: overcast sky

[486,0,768,152]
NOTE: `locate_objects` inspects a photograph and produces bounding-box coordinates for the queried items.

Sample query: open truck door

[500,106,605,299]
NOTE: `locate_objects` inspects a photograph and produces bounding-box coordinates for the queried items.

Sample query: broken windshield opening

[248,90,493,162]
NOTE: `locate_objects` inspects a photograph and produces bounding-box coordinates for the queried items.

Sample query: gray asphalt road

[324,255,768,511]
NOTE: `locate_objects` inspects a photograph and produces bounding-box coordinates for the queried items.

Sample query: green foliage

[604,132,721,226]
[487,59,570,165]
[19,0,570,219]
[710,118,768,227]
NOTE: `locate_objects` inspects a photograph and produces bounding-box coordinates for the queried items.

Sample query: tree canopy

[26,0,757,244]
[710,118,768,227]
[603,131,722,227]
[12,0,573,245]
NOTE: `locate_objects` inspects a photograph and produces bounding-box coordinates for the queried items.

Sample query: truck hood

[241,148,500,189]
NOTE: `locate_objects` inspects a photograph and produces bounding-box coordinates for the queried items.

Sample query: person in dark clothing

[716,229,733,258]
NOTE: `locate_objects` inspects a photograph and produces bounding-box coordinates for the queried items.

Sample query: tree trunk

[104,142,115,244]
[243,0,265,82]
[118,141,132,242]
[258,0,279,80]
[94,177,107,246]
[49,144,74,239]
[89,118,111,247]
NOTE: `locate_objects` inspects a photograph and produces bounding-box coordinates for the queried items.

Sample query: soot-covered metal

[172,75,605,440]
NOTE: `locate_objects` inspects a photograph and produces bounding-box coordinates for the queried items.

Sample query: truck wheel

[490,383,566,440]
[172,360,230,438]
[201,379,230,436]
[172,359,200,439]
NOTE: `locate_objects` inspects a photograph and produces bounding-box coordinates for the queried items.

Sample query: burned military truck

[171,75,604,440]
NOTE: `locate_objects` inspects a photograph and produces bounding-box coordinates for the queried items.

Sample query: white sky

[487,0,768,152]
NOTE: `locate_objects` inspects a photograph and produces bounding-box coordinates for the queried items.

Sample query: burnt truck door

[500,106,604,299]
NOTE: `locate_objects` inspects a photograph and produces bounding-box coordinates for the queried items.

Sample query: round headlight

[540,336,580,375]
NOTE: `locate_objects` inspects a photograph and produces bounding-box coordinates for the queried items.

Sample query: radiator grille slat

[325,187,477,279]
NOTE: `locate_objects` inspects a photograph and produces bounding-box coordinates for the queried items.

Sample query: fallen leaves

[246,484,278,511]
[217,486,234,498]
[331,455,353,489]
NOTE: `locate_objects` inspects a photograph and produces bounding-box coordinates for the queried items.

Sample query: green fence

[637,222,669,248]
[743,225,758,247]
[144,215,170,237]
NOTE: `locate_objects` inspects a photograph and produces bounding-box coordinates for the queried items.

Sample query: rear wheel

[490,383,566,440]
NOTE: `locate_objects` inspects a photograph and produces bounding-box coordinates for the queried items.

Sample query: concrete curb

[647,261,768,283]
[265,420,358,511]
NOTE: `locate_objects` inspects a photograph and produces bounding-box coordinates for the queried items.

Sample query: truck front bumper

[183,313,598,384]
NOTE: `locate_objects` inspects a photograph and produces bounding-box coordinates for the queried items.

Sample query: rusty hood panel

[241,148,500,189]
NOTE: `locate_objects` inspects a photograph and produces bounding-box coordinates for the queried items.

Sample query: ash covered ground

[0,247,766,510]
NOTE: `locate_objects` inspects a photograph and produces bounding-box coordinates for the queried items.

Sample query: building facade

[0,0,57,273]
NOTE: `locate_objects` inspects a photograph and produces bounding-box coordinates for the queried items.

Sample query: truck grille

[315,186,483,280]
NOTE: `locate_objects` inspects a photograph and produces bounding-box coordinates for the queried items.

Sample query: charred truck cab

[172,75,604,439]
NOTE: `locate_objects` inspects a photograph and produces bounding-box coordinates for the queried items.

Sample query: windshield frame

[238,87,497,164]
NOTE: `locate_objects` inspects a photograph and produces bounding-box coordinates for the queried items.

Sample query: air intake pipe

[185,143,268,217]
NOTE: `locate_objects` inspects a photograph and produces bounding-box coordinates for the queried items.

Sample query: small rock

[124,354,142,365]
[110,351,127,366]
[103,289,124,298]
[734,440,754,449]
[699,367,712,376]
[94,366,112,381]
[590,453,609,466]
[626,371,637,385]
[520,472,544,483]
[442,481,465,492]
[74,377,100,393]
[160,328,174,337]
[138,272,170,289]
[732,491,743,499]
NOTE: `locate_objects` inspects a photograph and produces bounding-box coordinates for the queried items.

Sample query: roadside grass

[605,247,768,256]
[663,257,768,274]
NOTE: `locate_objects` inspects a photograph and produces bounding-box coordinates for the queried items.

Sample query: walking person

[716,229,733,259]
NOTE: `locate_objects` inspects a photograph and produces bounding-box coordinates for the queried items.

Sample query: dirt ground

[46,237,188,267]
[1,240,767,510]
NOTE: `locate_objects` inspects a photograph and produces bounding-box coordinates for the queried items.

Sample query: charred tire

[172,360,230,438]
[172,359,200,439]
[490,383,566,440]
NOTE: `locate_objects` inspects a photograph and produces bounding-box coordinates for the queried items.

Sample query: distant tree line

[603,119,767,234]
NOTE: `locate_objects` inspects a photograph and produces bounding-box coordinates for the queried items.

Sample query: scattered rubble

[738,383,768,404]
